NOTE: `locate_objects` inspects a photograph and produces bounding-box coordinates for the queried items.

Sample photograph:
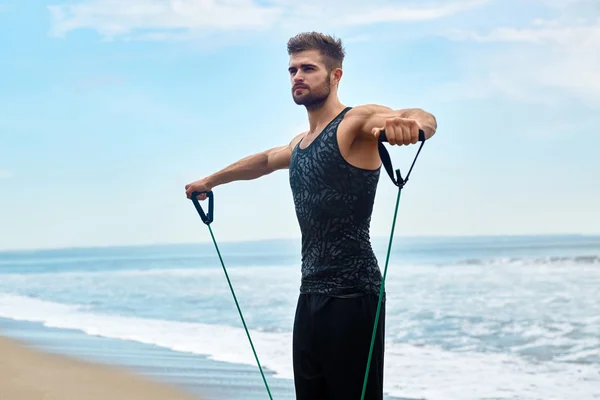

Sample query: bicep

[266,145,292,171]
[266,132,305,171]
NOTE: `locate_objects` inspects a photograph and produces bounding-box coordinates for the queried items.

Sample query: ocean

[0,235,599,400]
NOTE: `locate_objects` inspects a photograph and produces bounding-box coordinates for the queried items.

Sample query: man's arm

[185,132,304,199]
[350,104,437,145]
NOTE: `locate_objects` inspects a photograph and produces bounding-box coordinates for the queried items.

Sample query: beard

[292,79,331,109]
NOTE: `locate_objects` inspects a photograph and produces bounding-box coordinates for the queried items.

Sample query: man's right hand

[185,179,212,200]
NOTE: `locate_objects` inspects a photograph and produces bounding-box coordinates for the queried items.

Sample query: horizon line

[1,232,599,254]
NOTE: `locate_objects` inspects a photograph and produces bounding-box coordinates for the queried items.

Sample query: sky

[1,0,599,251]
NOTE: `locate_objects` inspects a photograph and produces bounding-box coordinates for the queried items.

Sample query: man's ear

[331,68,343,85]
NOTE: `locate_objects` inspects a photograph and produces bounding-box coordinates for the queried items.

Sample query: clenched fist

[372,117,422,146]
[185,179,212,200]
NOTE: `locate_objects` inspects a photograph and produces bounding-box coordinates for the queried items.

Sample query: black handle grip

[191,191,214,225]
[379,129,426,143]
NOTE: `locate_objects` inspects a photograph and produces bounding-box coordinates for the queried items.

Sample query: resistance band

[190,191,274,400]
[190,129,427,400]
[360,128,426,400]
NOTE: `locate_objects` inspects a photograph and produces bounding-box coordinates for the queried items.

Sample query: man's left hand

[372,117,422,146]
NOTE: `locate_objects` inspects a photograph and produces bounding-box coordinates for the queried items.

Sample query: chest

[290,133,360,199]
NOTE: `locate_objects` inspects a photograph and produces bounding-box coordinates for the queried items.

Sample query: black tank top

[289,107,383,296]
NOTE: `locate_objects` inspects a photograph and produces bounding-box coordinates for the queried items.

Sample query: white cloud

[46,0,599,108]
[534,0,600,15]
[329,0,488,27]
[0,170,13,179]
[442,16,600,108]
[48,0,485,39]
[48,0,282,38]
[447,17,599,45]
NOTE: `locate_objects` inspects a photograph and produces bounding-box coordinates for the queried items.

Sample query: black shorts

[292,292,386,400]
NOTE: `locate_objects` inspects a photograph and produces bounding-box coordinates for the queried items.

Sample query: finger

[404,123,412,145]
[404,125,412,145]
[398,122,407,146]
[371,127,381,139]
[386,120,396,145]
[410,121,419,144]
[398,119,406,146]
[396,124,404,145]
[186,187,197,199]
[389,127,397,145]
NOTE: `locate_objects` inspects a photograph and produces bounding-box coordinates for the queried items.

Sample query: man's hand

[185,178,212,200]
[371,117,422,146]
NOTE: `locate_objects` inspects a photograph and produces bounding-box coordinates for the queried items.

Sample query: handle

[376,129,427,188]
[191,191,214,225]
[378,129,426,143]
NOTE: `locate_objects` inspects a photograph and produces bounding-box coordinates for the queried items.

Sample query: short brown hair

[287,32,345,71]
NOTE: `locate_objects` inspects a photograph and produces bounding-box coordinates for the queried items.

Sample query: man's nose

[293,73,305,82]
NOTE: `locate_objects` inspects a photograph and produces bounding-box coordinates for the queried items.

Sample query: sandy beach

[0,335,201,400]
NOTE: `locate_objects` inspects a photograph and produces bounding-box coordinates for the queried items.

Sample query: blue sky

[1,0,598,250]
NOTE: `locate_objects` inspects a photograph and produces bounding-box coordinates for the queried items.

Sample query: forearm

[205,151,271,188]
[205,145,290,188]
[354,105,438,141]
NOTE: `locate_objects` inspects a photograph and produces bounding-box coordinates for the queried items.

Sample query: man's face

[288,50,331,107]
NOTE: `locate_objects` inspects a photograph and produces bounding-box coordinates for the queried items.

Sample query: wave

[458,255,600,266]
[1,293,598,400]
[0,293,293,378]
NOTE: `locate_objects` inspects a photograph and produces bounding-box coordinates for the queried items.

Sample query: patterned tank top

[288,106,383,296]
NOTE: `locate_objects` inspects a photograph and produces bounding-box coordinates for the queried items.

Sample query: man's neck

[306,96,346,134]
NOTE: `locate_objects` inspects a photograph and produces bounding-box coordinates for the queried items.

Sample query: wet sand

[0,334,201,400]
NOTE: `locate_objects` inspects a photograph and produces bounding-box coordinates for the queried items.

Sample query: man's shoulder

[288,130,308,148]
[340,104,392,139]
[343,104,393,131]
[345,104,393,120]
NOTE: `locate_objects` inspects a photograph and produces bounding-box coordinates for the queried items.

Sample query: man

[185,32,437,399]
